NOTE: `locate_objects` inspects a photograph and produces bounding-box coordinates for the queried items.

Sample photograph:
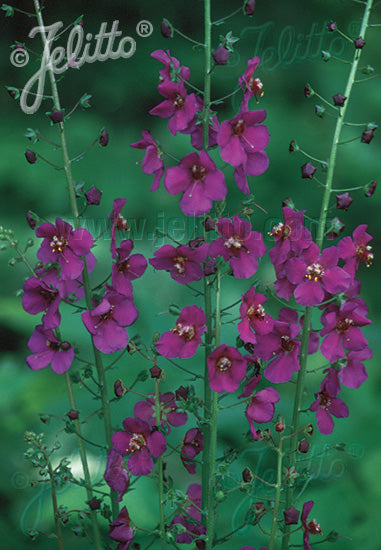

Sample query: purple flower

[36,218,93,280]
[26,325,74,374]
[182,96,220,150]
[181,428,203,474]
[149,81,198,136]
[170,484,206,544]
[338,348,371,388]
[301,162,316,179]
[134,392,188,429]
[112,417,166,476]
[84,185,102,206]
[207,344,246,393]
[149,243,208,284]
[81,291,138,354]
[164,151,227,217]
[285,244,351,306]
[112,239,147,296]
[151,49,190,84]
[310,377,349,435]
[332,93,347,106]
[243,0,256,15]
[320,298,371,362]
[130,130,164,191]
[269,207,312,266]
[254,311,301,383]
[337,224,373,279]
[209,216,266,278]
[238,287,273,344]
[104,449,130,503]
[108,506,134,549]
[284,506,300,525]
[245,387,280,440]
[238,56,263,111]
[362,128,375,143]
[22,278,61,329]
[301,501,322,550]
[217,111,270,194]
[156,305,206,358]
[109,198,129,259]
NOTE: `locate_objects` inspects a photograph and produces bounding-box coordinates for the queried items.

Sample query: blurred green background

[0,1,380,549]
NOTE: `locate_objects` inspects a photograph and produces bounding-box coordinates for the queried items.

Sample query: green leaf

[1,4,14,17]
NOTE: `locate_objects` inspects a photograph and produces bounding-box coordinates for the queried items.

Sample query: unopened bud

[25,150,37,164]
[150,365,162,379]
[160,19,174,38]
[298,439,310,453]
[99,129,109,147]
[67,410,79,420]
[114,379,127,398]
[242,467,253,482]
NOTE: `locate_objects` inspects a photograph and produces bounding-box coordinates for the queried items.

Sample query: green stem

[32,0,118,520]
[154,379,166,550]
[282,2,374,549]
[65,374,103,550]
[45,455,66,550]
[269,434,283,550]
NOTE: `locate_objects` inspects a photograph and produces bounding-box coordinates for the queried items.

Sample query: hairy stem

[32,0,118,520]
[269,434,283,550]
[154,379,166,550]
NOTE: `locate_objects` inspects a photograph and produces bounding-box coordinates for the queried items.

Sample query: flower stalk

[154,378,166,550]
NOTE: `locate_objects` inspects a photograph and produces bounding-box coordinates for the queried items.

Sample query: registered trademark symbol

[136,20,153,38]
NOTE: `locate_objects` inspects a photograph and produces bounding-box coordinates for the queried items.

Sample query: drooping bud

[175,385,189,401]
[114,379,127,398]
[25,150,37,164]
[204,258,217,276]
[242,467,254,482]
[354,37,365,49]
[161,19,174,38]
[364,180,377,197]
[304,83,314,98]
[243,0,256,15]
[289,140,299,153]
[298,439,310,453]
[6,86,20,99]
[275,422,285,432]
[361,127,376,144]
[321,50,331,62]
[188,237,205,249]
[88,497,101,510]
[332,93,347,107]
[301,162,317,179]
[315,105,325,118]
[85,185,102,205]
[283,505,300,525]
[67,410,79,420]
[336,192,353,211]
[99,129,109,147]
[26,211,38,229]
[327,21,336,32]
[282,197,295,209]
[49,109,63,123]
[203,217,216,232]
[304,423,314,436]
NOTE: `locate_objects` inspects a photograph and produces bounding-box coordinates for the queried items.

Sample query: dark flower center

[173,93,184,109]
[117,259,130,273]
[116,214,129,232]
[190,437,200,449]
[356,244,373,267]
[216,356,232,372]
[128,433,146,453]
[173,323,195,341]
[318,390,331,409]
[46,339,60,351]
[305,263,324,282]
[173,255,187,275]
[247,304,265,320]
[50,235,67,254]
[307,519,322,535]
[190,164,206,181]
[249,77,264,96]
[39,287,57,303]
[336,317,354,333]
[232,118,246,136]
[97,305,115,326]
[270,222,291,239]
[281,335,295,352]
[224,235,243,250]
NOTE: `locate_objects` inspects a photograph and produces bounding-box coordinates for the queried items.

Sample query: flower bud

[150,365,163,379]
[364,180,377,197]
[275,422,285,432]
[114,379,127,398]
[242,467,253,482]
[175,385,189,401]
[361,128,376,144]
[321,50,331,62]
[161,18,174,38]
[85,185,102,205]
[188,237,205,248]
[332,93,347,107]
[327,21,336,32]
[283,505,300,525]
[301,162,317,179]
[243,0,256,15]
[326,217,345,239]
[6,86,19,99]
[61,341,71,351]
[282,197,295,209]
[362,65,374,75]
[327,530,339,542]
[99,129,109,147]
[67,410,79,420]
[204,258,217,276]
[336,192,353,211]
[49,109,63,123]
[298,439,310,453]
[354,37,365,49]
[25,150,37,164]
[212,45,230,65]
[169,304,181,316]
[88,497,101,510]
[203,217,216,232]
[304,423,314,436]
[289,140,299,153]
[315,105,325,118]
[304,83,314,98]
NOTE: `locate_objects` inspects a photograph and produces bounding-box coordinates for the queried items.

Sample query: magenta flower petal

[127,447,153,476]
